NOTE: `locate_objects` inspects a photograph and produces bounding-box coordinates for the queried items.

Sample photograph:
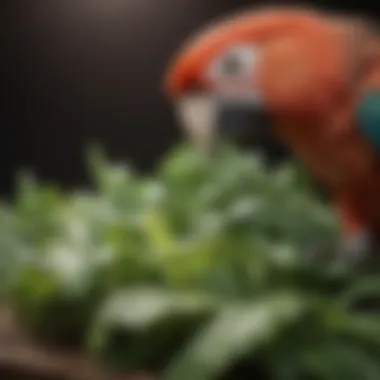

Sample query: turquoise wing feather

[356,90,380,150]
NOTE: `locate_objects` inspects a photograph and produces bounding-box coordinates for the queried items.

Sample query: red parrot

[163,6,380,263]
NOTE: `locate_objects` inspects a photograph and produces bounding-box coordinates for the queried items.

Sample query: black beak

[216,99,289,163]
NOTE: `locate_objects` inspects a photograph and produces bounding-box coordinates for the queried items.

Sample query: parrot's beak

[175,94,218,153]
[175,93,276,154]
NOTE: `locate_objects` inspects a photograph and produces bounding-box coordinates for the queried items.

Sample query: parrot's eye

[221,54,242,75]
[208,45,259,81]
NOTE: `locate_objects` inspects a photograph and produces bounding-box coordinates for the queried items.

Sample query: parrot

[163,6,380,265]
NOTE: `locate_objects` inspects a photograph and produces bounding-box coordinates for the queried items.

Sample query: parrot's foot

[336,231,374,267]
[306,231,377,269]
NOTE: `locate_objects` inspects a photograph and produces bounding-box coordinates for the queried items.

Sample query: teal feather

[356,90,380,151]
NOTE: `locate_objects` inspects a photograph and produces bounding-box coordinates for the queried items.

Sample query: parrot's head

[164,7,368,153]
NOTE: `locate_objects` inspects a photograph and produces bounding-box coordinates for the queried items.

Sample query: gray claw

[305,231,376,269]
[336,231,375,267]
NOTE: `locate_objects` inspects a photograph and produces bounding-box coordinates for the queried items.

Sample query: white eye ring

[208,44,260,81]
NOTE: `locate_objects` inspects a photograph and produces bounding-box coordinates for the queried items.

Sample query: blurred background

[3,3,380,379]
[1,0,379,197]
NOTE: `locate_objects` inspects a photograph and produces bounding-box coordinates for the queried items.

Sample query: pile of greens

[1,144,380,380]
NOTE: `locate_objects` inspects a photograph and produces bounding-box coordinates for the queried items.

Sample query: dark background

[1,0,379,196]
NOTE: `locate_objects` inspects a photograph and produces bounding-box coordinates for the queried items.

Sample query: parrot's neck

[275,113,377,189]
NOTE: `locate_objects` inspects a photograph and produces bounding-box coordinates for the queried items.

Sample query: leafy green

[2,143,380,380]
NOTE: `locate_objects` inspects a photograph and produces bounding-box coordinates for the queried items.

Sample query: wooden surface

[0,308,153,380]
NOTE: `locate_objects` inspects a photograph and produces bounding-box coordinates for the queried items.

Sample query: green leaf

[164,292,307,380]
[339,277,380,308]
[89,287,220,350]
[304,341,380,380]
[88,287,220,369]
